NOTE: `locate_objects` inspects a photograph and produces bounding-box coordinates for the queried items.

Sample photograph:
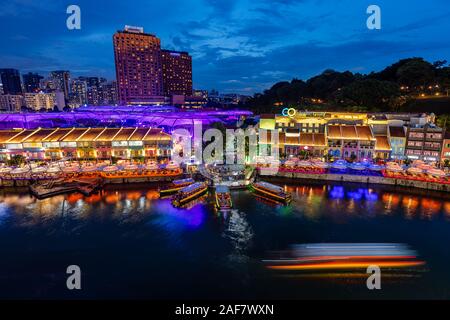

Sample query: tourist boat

[215,185,232,210]
[159,178,195,196]
[172,182,208,207]
[250,181,292,204]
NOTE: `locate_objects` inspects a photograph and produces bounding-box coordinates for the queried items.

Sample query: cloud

[1,0,449,94]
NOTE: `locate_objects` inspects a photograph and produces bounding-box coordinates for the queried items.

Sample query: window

[61,142,77,148]
[128,141,143,147]
[112,141,128,147]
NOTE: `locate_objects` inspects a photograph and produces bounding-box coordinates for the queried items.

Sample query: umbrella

[313,162,329,169]
[0,167,12,174]
[82,165,98,172]
[63,166,79,173]
[407,167,423,174]
[103,165,119,172]
[46,167,61,173]
[166,161,180,170]
[145,163,159,170]
[297,161,312,167]
[10,168,30,175]
[31,167,48,174]
[427,168,446,177]
[369,164,385,171]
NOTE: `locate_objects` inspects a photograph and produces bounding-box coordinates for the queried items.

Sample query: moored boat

[159,178,195,196]
[250,181,292,204]
[172,182,208,207]
[215,185,232,210]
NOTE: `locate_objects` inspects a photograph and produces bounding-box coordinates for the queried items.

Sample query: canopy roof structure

[0,107,253,131]
[0,127,171,144]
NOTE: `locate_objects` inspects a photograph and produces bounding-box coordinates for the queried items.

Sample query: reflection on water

[223,210,253,253]
[281,184,450,221]
[1,183,450,299]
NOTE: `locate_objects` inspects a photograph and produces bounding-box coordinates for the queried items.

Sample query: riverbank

[0,173,183,188]
[261,171,450,193]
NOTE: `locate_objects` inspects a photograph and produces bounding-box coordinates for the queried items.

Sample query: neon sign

[282,108,297,117]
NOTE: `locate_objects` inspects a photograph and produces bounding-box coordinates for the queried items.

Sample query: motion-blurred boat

[264,243,425,272]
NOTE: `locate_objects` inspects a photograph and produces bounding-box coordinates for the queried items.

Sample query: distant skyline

[0,0,449,94]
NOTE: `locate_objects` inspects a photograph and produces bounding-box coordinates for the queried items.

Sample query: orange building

[113,26,164,105]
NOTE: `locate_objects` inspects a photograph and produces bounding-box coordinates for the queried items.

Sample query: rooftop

[0,127,171,144]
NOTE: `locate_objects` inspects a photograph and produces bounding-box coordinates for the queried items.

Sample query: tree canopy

[244,57,449,114]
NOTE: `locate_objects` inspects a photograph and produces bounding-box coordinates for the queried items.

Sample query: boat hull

[250,184,291,204]
[172,186,208,207]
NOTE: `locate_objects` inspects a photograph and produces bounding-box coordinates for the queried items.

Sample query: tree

[7,155,27,167]
[334,79,401,111]
[436,114,450,130]
[444,159,450,168]
[396,58,435,89]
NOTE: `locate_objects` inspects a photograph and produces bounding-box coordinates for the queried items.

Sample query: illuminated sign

[282,108,297,117]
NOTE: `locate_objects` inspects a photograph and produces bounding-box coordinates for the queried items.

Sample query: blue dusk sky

[0,0,449,94]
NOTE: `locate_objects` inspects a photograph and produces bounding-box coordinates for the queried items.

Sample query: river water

[1,182,450,299]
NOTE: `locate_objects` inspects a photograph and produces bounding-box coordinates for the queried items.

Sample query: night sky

[0,0,449,94]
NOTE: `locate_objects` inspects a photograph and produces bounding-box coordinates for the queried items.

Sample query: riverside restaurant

[0,127,173,161]
[256,158,450,185]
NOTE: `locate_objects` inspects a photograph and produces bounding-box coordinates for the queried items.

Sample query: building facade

[0,69,22,95]
[388,126,407,160]
[113,26,163,105]
[161,50,193,97]
[441,132,450,165]
[22,72,43,93]
[0,94,24,112]
[405,124,443,162]
[50,71,71,99]
[0,127,172,161]
[70,79,88,106]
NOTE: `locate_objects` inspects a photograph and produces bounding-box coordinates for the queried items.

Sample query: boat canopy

[216,185,230,193]
[181,182,205,193]
[256,181,283,193]
[173,178,195,185]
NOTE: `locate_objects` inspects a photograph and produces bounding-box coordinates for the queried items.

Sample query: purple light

[0,106,253,130]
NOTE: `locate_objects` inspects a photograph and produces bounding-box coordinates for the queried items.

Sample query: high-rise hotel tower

[161,50,193,97]
[113,26,163,105]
